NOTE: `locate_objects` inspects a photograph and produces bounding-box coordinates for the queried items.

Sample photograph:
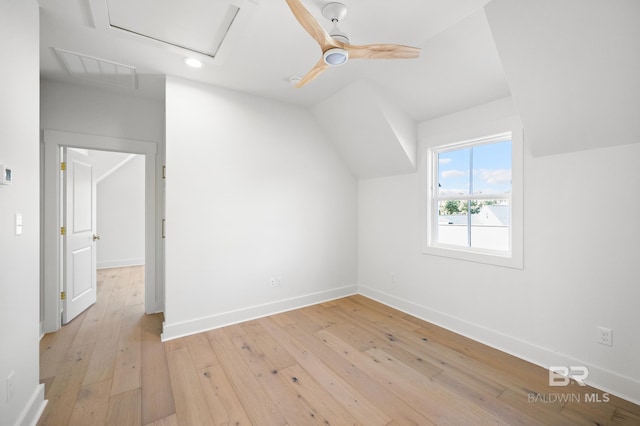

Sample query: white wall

[358,97,640,404]
[163,77,358,339]
[97,154,145,268]
[0,1,46,425]
[40,80,165,143]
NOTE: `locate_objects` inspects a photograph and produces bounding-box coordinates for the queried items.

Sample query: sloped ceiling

[313,81,417,179]
[485,0,640,157]
[311,8,509,179]
[38,0,507,115]
[38,1,640,178]
[37,0,515,179]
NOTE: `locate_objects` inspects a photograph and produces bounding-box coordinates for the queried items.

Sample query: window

[424,130,523,268]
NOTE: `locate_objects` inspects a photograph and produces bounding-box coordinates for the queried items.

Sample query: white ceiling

[38,0,511,122]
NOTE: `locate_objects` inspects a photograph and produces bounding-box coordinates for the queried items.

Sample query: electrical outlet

[276,276,282,287]
[597,326,612,346]
[270,277,276,287]
[7,371,15,402]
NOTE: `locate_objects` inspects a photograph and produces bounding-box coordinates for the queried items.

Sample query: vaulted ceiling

[38,0,508,122]
[486,0,640,157]
[38,0,640,176]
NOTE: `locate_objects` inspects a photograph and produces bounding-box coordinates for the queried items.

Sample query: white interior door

[63,148,98,323]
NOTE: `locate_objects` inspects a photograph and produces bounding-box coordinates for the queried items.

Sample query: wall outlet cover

[597,326,612,346]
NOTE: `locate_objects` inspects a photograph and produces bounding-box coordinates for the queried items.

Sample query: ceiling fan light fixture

[323,48,348,66]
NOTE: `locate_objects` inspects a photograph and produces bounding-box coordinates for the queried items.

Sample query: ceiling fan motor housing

[322,2,348,21]
[322,2,349,65]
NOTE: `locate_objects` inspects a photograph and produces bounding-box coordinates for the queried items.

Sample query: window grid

[429,133,512,256]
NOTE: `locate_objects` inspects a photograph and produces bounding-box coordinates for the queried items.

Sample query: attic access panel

[105,0,241,58]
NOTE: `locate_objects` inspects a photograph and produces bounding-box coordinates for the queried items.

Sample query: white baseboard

[358,284,640,406]
[15,383,47,426]
[97,258,145,269]
[161,285,358,341]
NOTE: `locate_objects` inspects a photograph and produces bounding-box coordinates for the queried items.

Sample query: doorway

[42,129,163,334]
[65,147,146,323]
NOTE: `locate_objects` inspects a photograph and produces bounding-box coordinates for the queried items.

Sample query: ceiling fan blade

[295,58,330,88]
[346,44,421,60]
[285,0,338,51]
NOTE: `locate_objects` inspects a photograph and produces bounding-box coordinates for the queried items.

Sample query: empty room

[1,0,639,425]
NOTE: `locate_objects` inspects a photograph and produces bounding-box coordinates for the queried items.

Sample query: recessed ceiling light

[182,57,203,68]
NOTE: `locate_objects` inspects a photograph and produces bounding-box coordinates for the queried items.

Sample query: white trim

[161,285,358,341]
[434,131,513,153]
[358,284,640,406]
[161,282,640,405]
[14,384,47,426]
[42,129,161,334]
[97,258,145,269]
[421,117,523,269]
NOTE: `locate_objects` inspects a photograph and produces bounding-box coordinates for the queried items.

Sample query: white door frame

[43,129,161,333]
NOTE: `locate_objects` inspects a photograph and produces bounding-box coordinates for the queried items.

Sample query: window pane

[438,148,470,196]
[472,141,511,195]
[437,200,468,247]
[470,200,510,251]
[425,130,521,267]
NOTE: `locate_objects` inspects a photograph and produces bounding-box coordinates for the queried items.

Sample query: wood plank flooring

[39,266,640,425]
[38,266,172,426]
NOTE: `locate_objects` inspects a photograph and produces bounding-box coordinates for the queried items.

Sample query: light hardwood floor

[39,266,640,425]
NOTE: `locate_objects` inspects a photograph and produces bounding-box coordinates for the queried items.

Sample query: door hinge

[162,165,166,179]
[60,226,66,236]
[60,291,66,300]
[60,162,66,171]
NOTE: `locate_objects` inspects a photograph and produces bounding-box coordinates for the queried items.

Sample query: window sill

[422,244,523,269]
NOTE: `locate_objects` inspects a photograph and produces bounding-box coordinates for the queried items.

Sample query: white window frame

[422,122,523,269]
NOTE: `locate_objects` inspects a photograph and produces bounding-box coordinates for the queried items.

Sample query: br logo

[549,366,589,386]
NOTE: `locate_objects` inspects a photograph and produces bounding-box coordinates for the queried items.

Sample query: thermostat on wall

[0,164,12,185]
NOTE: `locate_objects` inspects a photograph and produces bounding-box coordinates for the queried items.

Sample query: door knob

[93,234,101,241]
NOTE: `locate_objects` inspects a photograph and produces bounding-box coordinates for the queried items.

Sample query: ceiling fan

[285,0,421,88]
